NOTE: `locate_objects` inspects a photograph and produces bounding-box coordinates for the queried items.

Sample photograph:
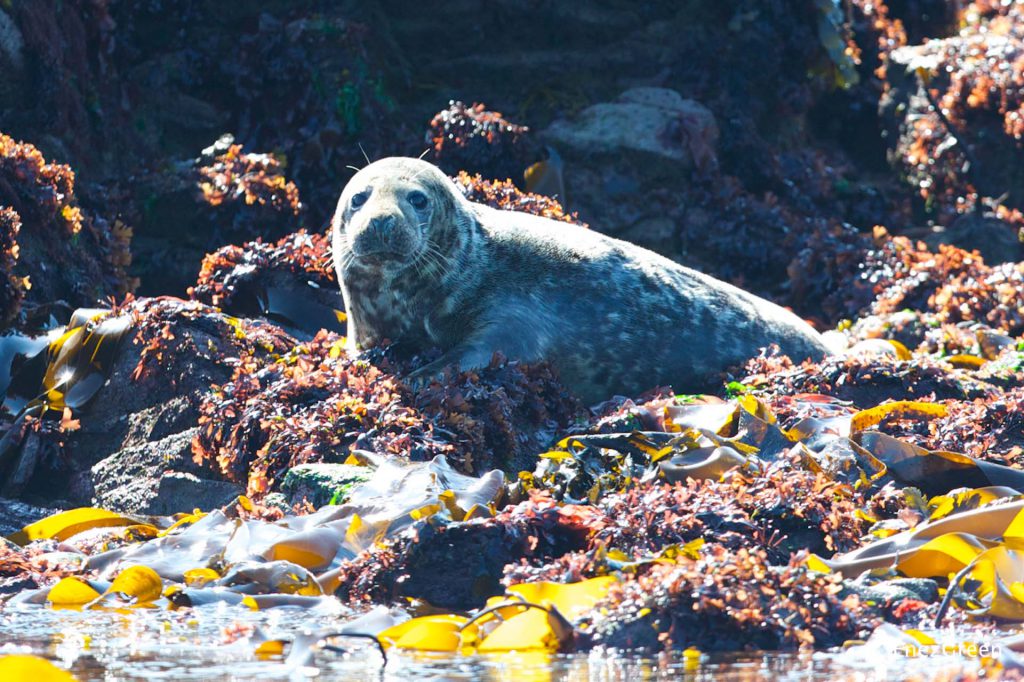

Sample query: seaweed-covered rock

[0,132,133,324]
[0,207,21,327]
[133,138,304,296]
[581,545,874,652]
[4,297,295,504]
[742,351,996,408]
[880,1,1024,219]
[2,1,406,222]
[336,492,597,610]
[452,172,583,225]
[427,101,535,181]
[190,228,341,338]
[193,332,581,495]
[593,466,867,563]
[924,210,1024,265]
[857,232,1024,339]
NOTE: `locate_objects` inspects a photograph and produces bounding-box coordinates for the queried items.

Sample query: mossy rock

[280,463,374,508]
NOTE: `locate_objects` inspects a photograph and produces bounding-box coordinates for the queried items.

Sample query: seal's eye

[350,191,369,210]
[407,190,429,211]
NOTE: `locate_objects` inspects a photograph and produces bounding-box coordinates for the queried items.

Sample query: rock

[142,473,243,515]
[543,87,718,169]
[0,10,24,105]
[261,492,292,512]
[617,216,677,254]
[924,212,1023,265]
[280,463,375,507]
[35,297,296,504]
[881,19,1024,211]
[133,139,303,296]
[535,88,717,249]
[0,496,55,536]
[843,577,939,605]
[87,426,243,515]
[87,428,208,512]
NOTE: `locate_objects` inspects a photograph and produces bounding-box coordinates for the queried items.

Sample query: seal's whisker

[336,248,357,273]
[357,143,371,166]
[422,242,454,281]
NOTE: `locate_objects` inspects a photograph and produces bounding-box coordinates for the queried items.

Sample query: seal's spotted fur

[333,157,829,403]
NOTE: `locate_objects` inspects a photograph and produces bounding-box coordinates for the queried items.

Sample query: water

[0,603,993,681]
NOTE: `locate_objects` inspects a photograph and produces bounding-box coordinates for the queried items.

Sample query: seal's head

[332,157,467,278]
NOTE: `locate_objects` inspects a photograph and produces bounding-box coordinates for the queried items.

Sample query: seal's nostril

[371,215,396,231]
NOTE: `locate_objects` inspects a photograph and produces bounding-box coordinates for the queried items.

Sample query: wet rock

[337,494,594,610]
[0,496,54,536]
[280,463,374,507]
[582,545,874,652]
[843,577,939,605]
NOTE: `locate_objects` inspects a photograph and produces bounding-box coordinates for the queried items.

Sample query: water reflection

[0,603,986,681]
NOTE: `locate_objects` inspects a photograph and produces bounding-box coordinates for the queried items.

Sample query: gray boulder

[87,427,241,514]
[543,87,718,170]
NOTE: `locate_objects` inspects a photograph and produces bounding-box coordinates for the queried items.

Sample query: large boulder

[87,428,244,514]
[539,88,717,254]
[544,87,718,169]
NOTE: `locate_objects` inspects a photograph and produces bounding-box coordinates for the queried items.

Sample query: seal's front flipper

[403,340,506,392]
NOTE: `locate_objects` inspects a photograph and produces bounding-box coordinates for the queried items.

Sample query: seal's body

[332,157,829,404]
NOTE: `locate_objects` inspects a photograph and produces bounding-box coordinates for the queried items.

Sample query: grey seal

[332,157,829,404]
